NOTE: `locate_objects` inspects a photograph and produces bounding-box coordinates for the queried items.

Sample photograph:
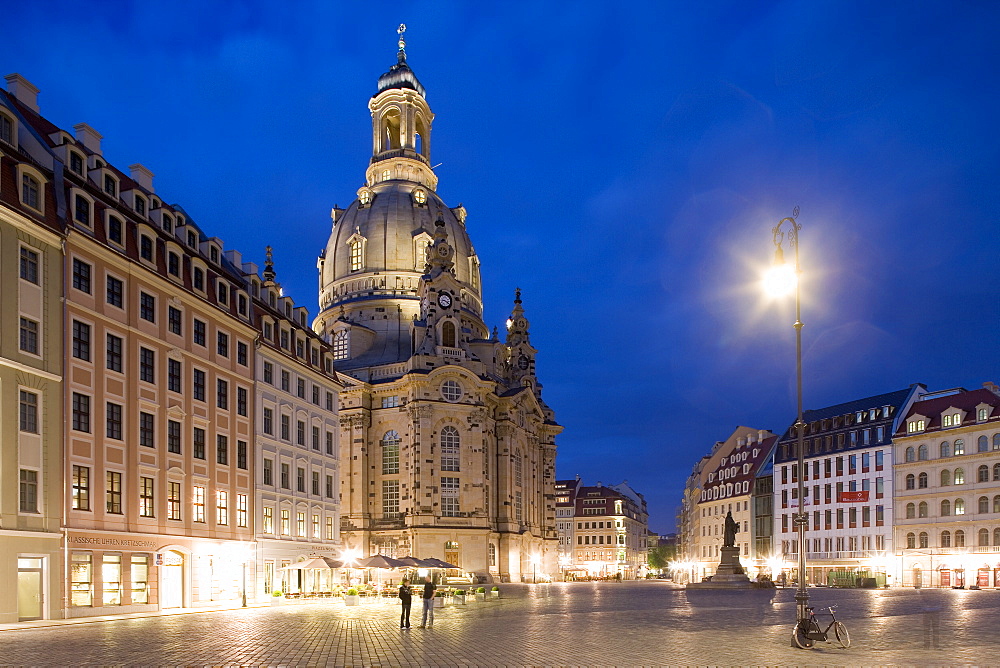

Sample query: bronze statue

[723,510,739,548]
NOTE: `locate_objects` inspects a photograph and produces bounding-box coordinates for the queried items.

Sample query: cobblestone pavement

[0,582,997,666]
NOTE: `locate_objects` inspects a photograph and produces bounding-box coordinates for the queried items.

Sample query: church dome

[317,180,482,316]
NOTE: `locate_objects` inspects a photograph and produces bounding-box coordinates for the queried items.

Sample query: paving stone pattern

[0,582,997,666]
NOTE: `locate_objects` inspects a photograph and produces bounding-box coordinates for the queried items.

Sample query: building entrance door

[17,558,44,621]
[160,551,185,608]
[913,567,922,588]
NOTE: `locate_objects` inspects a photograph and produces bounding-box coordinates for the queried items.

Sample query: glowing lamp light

[342,548,362,565]
[763,262,797,298]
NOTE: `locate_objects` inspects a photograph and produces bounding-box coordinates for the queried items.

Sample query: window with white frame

[382,480,400,519]
[382,431,400,474]
[333,329,349,360]
[441,426,460,472]
[441,477,459,516]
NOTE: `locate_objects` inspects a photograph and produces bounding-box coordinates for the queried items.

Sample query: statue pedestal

[686,545,756,590]
[714,546,747,578]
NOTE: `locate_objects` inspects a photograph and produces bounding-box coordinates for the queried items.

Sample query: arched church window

[514,452,523,488]
[349,240,364,272]
[359,190,371,206]
[442,321,456,347]
[440,426,460,472]
[382,431,400,475]
[488,543,496,567]
[333,330,349,360]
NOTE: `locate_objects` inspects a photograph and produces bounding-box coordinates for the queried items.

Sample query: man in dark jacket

[398,579,412,628]
[419,577,436,627]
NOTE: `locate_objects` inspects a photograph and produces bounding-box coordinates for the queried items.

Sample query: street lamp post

[765,207,810,640]
[242,560,248,608]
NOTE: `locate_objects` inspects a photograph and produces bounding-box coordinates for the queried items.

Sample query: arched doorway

[159,550,185,608]
[913,567,923,588]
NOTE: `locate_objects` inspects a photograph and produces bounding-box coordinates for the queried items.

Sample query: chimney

[4,74,40,113]
[129,164,154,192]
[73,123,103,155]
[759,429,767,442]
[984,382,1000,397]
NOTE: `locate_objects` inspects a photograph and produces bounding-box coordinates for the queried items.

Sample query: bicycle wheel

[792,623,815,649]
[833,621,850,648]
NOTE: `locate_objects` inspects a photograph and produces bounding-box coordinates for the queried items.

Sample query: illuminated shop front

[65,530,255,616]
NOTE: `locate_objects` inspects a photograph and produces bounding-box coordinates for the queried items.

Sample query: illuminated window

[263,507,273,533]
[954,498,965,515]
[349,240,363,272]
[237,494,248,527]
[296,511,305,536]
[381,169,391,182]
[953,468,965,485]
[281,509,290,535]
[413,189,426,204]
[193,486,205,522]
[217,491,228,525]
[359,189,371,205]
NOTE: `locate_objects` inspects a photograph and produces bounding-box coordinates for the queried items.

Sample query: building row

[1,33,564,622]
[677,382,1000,589]
[554,477,650,579]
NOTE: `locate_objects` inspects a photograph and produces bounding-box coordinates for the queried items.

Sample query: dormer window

[187,230,197,248]
[359,189,372,206]
[333,330,349,360]
[168,252,180,277]
[21,174,41,211]
[69,151,84,175]
[210,246,219,264]
[943,413,961,427]
[907,419,926,433]
[238,294,248,316]
[104,174,117,197]
[869,409,877,421]
[193,267,205,291]
[162,214,173,233]
[978,407,989,421]
[348,237,365,272]
[217,281,228,304]
[0,113,13,145]
[108,216,124,245]
[413,189,426,205]
[139,235,154,262]
[74,194,91,226]
[135,196,146,216]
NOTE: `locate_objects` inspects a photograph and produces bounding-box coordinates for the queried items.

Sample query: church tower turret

[505,288,538,388]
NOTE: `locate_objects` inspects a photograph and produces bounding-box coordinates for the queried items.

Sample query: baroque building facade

[312,35,561,581]
[894,384,1000,588]
[0,74,64,623]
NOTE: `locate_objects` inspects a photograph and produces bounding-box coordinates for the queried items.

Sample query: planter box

[270,597,283,606]
[453,595,466,604]
[475,593,486,601]
[490,590,500,598]
[344,595,360,606]
[434,597,445,608]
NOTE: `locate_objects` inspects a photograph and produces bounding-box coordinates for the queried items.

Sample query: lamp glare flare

[763,262,797,298]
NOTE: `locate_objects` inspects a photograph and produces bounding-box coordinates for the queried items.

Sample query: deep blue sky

[6,1,999,532]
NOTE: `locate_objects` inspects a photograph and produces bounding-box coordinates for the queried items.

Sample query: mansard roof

[896,386,1000,435]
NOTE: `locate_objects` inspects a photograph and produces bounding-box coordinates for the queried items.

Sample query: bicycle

[792,605,850,649]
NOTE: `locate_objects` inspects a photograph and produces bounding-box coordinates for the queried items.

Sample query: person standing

[419,577,436,628]
[398,579,412,628]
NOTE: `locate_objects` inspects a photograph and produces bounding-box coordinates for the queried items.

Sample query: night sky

[5,1,999,532]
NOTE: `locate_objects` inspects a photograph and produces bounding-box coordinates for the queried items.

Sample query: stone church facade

[312,31,561,581]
